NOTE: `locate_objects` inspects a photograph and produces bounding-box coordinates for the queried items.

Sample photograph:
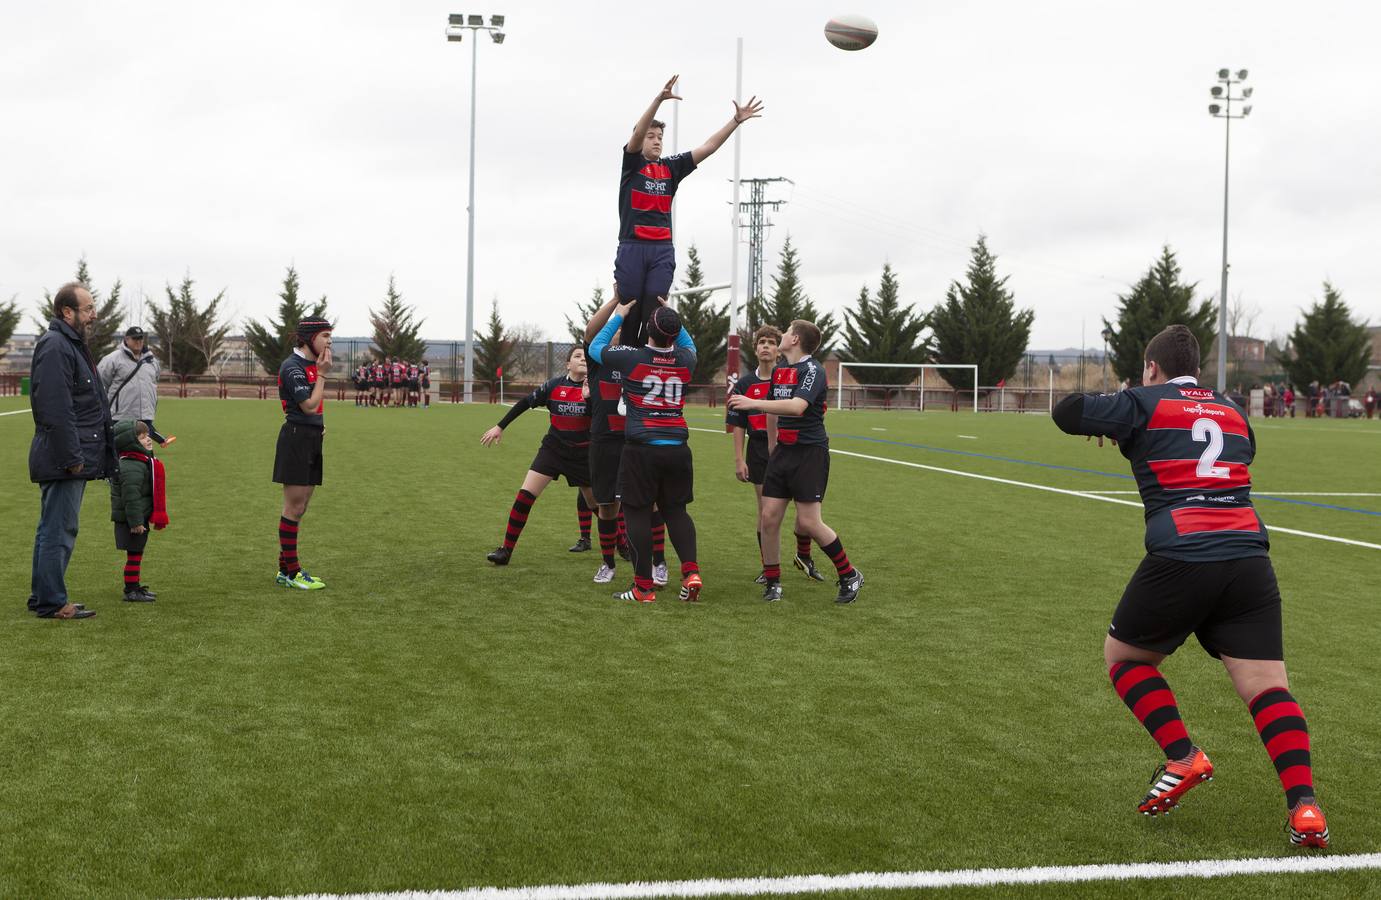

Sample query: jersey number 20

[642,373,684,408]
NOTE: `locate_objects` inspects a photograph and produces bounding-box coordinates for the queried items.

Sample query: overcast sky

[3,0,1377,349]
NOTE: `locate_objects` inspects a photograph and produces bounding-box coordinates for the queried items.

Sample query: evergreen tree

[566,285,607,344]
[839,264,930,391]
[929,235,1034,392]
[0,296,19,360]
[368,275,428,362]
[1276,281,1371,388]
[36,256,125,357]
[474,300,516,399]
[146,274,230,379]
[742,236,837,368]
[244,266,329,375]
[1104,246,1216,386]
[674,244,728,387]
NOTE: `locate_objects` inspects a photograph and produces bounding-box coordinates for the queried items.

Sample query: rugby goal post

[836,362,979,414]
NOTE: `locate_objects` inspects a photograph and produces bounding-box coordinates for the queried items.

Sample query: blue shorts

[614,241,676,345]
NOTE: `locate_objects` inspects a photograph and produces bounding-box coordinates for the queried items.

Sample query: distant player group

[350,358,431,408]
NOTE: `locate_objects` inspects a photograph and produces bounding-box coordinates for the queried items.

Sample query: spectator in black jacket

[27,282,116,620]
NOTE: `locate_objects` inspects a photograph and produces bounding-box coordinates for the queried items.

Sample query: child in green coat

[111,420,170,601]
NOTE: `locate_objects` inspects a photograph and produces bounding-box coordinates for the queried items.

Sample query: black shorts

[763,443,829,502]
[1110,554,1284,660]
[422,376,431,389]
[530,437,591,487]
[746,434,769,485]
[617,441,693,509]
[114,521,150,552]
[272,423,324,485]
[372,381,386,390]
[589,438,624,505]
[407,379,418,391]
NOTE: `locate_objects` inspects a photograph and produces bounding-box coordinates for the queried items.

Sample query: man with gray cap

[97,325,174,446]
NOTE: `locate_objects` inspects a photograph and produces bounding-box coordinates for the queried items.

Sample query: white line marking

[0,408,31,417]
[870,427,887,431]
[957,434,978,440]
[204,853,1381,899]
[690,428,1381,550]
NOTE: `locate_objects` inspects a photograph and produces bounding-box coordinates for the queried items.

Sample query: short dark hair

[1144,325,1200,378]
[788,319,822,355]
[649,120,666,133]
[648,305,682,346]
[753,324,782,345]
[134,421,150,437]
[53,282,87,318]
[566,344,584,361]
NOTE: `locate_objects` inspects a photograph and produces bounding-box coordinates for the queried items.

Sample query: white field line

[686,428,1381,551]
[203,853,1381,900]
[0,408,31,417]
[956,434,978,440]
[1082,491,1381,498]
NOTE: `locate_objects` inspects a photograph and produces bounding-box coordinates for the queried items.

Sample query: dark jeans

[29,479,86,616]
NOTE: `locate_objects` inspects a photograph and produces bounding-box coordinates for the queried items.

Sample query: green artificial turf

[0,396,1377,899]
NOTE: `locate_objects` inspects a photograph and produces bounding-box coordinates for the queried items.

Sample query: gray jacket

[97,342,161,421]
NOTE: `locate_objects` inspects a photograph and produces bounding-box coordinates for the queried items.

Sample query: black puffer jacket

[29,318,117,483]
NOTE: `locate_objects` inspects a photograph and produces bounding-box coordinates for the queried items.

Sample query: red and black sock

[503,490,537,551]
[1110,662,1193,760]
[279,516,300,577]
[681,561,699,578]
[794,533,813,559]
[651,509,666,565]
[820,537,855,578]
[634,574,655,593]
[577,494,592,540]
[763,563,781,584]
[598,516,618,568]
[1249,687,1316,808]
[124,551,142,590]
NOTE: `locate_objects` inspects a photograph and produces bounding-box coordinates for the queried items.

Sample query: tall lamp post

[1101,326,1114,392]
[1208,68,1252,393]
[446,13,506,403]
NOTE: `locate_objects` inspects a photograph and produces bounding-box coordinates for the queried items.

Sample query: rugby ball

[825,14,878,51]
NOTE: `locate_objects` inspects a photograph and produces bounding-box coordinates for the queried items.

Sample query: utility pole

[735,177,792,306]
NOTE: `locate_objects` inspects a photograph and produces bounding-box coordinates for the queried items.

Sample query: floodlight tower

[446,13,507,403]
[1208,68,1252,393]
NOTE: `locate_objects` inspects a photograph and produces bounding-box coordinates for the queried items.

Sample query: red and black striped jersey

[390,362,404,383]
[770,357,829,446]
[408,364,419,380]
[372,363,385,381]
[585,348,626,441]
[1067,378,1268,562]
[497,375,591,448]
[726,370,771,437]
[278,352,323,426]
[597,345,695,444]
[618,147,697,243]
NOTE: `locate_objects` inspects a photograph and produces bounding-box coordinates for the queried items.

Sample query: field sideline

[1,396,1378,900]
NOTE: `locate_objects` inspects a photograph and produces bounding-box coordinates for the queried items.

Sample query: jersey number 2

[1191,418,1230,479]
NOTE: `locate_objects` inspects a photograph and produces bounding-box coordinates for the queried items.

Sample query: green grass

[0,396,1378,899]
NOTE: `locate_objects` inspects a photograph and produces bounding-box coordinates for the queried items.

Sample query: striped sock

[598,516,618,567]
[681,561,699,577]
[634,575,655,593]
[651,511,666,566]
[124,551,142,590]
[503,490,537,551]
[279,516,300,577]
[1249,687,1315,808]
[763,563,781,583]
[795,533,812,558]
[820,537,855,578]
[577,494,592,539]
[1110,662,1193,760]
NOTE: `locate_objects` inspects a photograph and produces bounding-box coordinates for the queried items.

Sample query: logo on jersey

[1178,388,1216,401]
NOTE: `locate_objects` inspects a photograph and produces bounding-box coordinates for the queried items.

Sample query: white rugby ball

[824,14,878,51]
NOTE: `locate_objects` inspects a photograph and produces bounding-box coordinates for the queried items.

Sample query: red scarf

[120,451,170,529]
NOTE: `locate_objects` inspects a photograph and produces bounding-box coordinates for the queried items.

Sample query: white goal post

[836,362,980,414]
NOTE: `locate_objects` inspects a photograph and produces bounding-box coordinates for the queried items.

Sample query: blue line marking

[833,433,1381,518]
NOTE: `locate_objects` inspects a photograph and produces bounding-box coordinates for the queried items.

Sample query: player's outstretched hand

[726,393,750,411]
[733,96,764,124]
[735,459,750,483]
[614,298,636,319]
[480,425,503,446]
[657,75,681,103]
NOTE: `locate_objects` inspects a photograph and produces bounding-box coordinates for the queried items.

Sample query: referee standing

[273,317,332,590]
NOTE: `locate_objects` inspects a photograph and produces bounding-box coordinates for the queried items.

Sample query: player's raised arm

[1052,390,1139,445]
[590,299,636,363]
[584,290,624,344]
[691,96,764,165]
[628,76,681,153]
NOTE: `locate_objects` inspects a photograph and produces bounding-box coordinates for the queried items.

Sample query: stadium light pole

[1101,326,1113,392]
[1208,68,1252,393]
[446,13,506,403]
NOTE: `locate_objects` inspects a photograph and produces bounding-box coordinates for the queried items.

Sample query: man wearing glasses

[28,282,117,620]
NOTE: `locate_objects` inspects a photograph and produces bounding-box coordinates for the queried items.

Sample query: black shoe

[754,572,768,585]
[123,588,156,603]
[487,546,512,565]
[793,554,827,582]
[136,584,157,599]
[762,581,783,602]
[835,567,864,604]
[569,537,592,553]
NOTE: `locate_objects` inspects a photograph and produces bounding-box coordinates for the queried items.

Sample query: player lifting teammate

[589,299,700,603]
[482,346,596,565]
[727,325,826,586]
[727,320,863,604]
[1053,324,1327,847]
[272,317,332,591]
[615,76,763,345]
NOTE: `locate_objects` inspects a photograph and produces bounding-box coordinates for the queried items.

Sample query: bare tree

[1226,291,1263,383]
